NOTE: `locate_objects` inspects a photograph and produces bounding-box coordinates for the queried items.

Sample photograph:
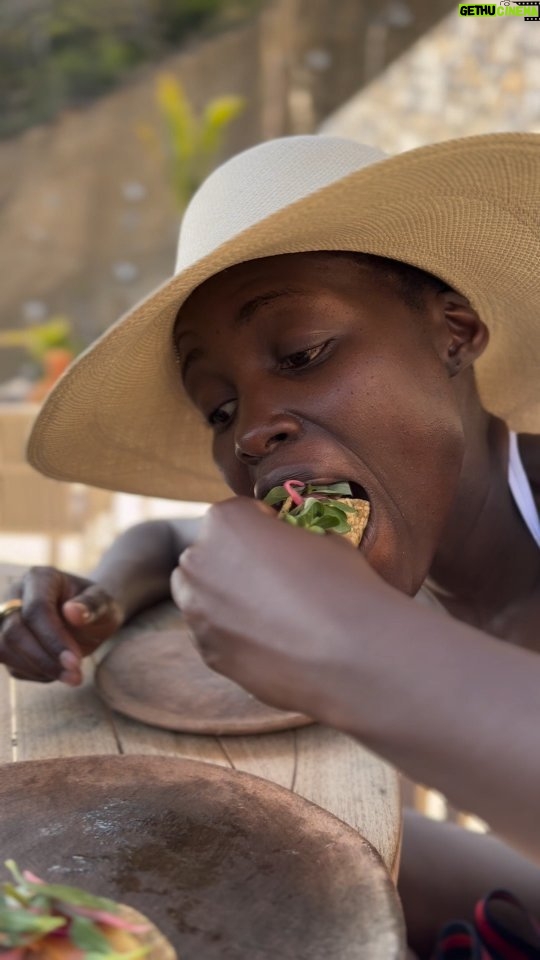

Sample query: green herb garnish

[264,480,356,536]
[0,861,151,957]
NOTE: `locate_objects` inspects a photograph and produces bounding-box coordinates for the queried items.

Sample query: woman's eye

[208,399,236,428]
[280,341,331,370]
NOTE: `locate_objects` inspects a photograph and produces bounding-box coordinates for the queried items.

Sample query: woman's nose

[234,411,303,464]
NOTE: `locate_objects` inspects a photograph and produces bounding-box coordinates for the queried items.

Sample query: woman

[2,132,540,957]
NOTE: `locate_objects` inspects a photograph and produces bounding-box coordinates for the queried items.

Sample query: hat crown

[175,135,387,273]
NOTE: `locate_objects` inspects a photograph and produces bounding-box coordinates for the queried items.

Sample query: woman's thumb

[62,586,117,628]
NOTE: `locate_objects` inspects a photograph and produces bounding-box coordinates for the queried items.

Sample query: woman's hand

[0,567,124,685]
[171,496,391,726]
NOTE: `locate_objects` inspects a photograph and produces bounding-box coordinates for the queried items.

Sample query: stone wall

[322,11,540,151]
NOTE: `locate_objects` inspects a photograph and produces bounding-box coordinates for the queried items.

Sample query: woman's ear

[440,290,490,377]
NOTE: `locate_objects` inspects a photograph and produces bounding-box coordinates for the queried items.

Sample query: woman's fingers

[61,583,123,637]
[0,567,119,684]
[0,614,61,682]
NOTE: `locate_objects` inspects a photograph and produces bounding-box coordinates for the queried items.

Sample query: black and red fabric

[433,891,540,960]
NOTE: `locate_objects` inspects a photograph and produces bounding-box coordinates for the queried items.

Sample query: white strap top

[508,431,540,548]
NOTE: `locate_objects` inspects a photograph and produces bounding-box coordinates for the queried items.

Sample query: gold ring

[0,598,23,621]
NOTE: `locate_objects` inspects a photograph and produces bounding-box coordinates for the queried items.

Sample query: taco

[264,480,370,547]
[0,861,176,960]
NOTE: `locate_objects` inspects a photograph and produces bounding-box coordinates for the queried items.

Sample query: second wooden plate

[95,627,312,735]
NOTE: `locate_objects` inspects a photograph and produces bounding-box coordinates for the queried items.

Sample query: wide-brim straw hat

[28,132,540,503]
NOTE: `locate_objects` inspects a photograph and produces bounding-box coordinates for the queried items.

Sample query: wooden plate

[0,756,404,959]
[95,628,312,735]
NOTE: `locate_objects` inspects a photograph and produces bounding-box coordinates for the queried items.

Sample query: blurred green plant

[138,73,245,208]
[0,317,78,362]
[0,317,80,400]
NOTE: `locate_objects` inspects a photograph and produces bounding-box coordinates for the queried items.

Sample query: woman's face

[175,252,466,594]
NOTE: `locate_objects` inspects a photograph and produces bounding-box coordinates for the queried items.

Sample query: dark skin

[174,252,540,628]
[177,254,468,597]
[170,253,540,953]
[169,253,540,752]
[2,252,540,955]
[0,518,200,684]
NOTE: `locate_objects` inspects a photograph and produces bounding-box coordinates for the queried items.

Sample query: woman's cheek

[213,436,253,497]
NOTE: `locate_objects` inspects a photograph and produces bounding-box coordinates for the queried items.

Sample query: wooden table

[0,565,402,883]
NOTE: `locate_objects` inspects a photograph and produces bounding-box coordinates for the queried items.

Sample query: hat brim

[28,132,540,502]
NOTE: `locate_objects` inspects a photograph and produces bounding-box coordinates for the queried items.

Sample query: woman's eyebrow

[177,288,300,382]
[235,289,299,326]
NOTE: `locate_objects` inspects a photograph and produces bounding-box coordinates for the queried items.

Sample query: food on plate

[0,861,176,960]
[264,480,370,547]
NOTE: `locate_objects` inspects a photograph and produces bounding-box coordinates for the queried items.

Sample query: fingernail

[70,602,92,622]
[60,650,80,670]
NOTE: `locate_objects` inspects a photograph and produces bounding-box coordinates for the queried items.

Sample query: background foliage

[0,0,263,138]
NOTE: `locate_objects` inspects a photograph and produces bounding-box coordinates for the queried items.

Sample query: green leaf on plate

[4,862,25,886]
[70,917,150,959]
[22,881,121,913]
[70,915,115,952]
[0,906,65,946]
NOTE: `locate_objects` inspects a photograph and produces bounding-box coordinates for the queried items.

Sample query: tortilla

[333,497,370,547]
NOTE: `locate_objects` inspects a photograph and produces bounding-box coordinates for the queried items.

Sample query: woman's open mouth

[348,480,370,503]
[262,478,372,548]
